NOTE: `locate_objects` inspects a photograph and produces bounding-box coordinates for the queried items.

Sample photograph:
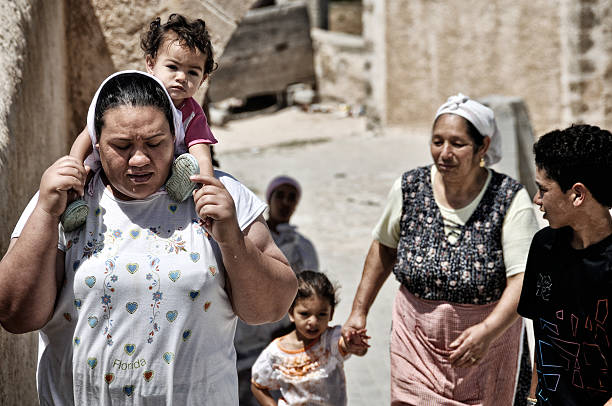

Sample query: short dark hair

[94,72,175,140]
[534,124,612,207]
[432,114,485,149]
[289,270,338,313]
[140,13,216,75]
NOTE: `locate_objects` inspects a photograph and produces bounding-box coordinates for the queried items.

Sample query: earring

[479,158,485,168]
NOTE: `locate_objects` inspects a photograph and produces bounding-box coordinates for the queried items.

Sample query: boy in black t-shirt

[518,124,612,406]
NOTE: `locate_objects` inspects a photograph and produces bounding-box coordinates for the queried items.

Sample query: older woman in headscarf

[343,94,539,405]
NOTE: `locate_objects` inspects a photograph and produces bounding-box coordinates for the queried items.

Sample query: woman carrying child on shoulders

[63,13,217,231]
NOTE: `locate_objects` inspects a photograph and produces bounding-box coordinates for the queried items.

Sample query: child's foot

[61,199,89,232]
[165,153,200,202]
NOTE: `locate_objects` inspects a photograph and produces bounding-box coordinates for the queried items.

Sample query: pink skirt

[390,286,523,406]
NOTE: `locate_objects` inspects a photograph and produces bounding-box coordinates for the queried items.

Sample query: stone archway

[0,1,258,404]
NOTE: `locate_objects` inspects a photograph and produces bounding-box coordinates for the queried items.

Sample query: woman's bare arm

[191,174,297,324]
[341,241,397,351]
[0,156,85,332]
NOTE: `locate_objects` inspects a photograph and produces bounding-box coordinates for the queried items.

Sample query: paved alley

[214,107,432,405]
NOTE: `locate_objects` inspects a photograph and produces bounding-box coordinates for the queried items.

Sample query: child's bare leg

[187,144,215,228]
[188,143,214,177]
[70,127,94,161]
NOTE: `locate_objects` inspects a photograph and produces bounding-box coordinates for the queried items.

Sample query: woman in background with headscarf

[343,94,539,405]
[235,175,319,405]
[265,175,318,272]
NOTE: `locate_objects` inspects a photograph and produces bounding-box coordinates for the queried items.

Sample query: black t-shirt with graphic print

[518,226,612,406]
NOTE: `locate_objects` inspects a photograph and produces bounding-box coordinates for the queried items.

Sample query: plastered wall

[383,0,563,135]
[0,1,256,403]
[373,0,612,135]
[0,1,69,404]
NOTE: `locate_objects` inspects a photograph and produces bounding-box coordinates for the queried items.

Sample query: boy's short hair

[140,13,216,75]
[534,124,612,207]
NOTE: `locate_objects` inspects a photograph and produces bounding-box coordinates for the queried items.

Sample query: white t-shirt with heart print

[12,170,266,405]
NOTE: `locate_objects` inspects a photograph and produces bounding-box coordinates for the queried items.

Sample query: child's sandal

[165,153,200,202]
[61,199,89,232]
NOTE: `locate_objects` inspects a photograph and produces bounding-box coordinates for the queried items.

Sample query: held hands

[190,174,241,244]
[342,329,371,356]
[38,156,88,218]
[342,312,371,356]
[448,321,494,368]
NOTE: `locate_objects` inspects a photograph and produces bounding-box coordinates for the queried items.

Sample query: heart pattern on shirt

[124,344,136,356]
[189,252,200,262]
[162,352,174,364]
[189,290,200,301]
[85,276,96,288]
[129,229,140,239]
[123,385,134,396]
[126,263,139,274]
[143,370,154,382]
[168,270,181,282]
[88,315,98,328]
[126,302,138,314]
[182,330,192,342]
[166,310,178,322]
[104,373,115,384]
[204,302,211,312]
[87,358,97,369]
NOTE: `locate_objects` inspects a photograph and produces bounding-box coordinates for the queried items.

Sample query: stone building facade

[364,0,612,135]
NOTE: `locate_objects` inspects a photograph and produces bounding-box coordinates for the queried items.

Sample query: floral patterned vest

[393,166,523,304]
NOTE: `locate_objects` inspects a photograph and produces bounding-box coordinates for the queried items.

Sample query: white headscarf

[433,93,502,166]
[83,70,187,171]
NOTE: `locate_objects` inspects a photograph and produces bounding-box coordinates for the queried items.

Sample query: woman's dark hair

[432,114,485,149]
[289,270,338,313]
[141,14,216,75]
[94,73,175,140]
[534,124,612,207]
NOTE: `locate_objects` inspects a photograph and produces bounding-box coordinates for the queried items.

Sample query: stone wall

[208,3,316,102]
[67,0,255,137]
[383,0,564,135]
[0,1,69,404]
[329,1,362,35]
[362,0,386,130]
[560,0,612,129]
[378,0,612,135]
[311,28,368,106]
[0,1,256,404]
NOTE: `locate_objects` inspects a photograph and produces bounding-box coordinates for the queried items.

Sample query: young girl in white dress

[251,271,369,406]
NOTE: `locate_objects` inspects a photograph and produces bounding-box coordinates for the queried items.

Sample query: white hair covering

[434,93,502,166]
[83,70,187,171]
